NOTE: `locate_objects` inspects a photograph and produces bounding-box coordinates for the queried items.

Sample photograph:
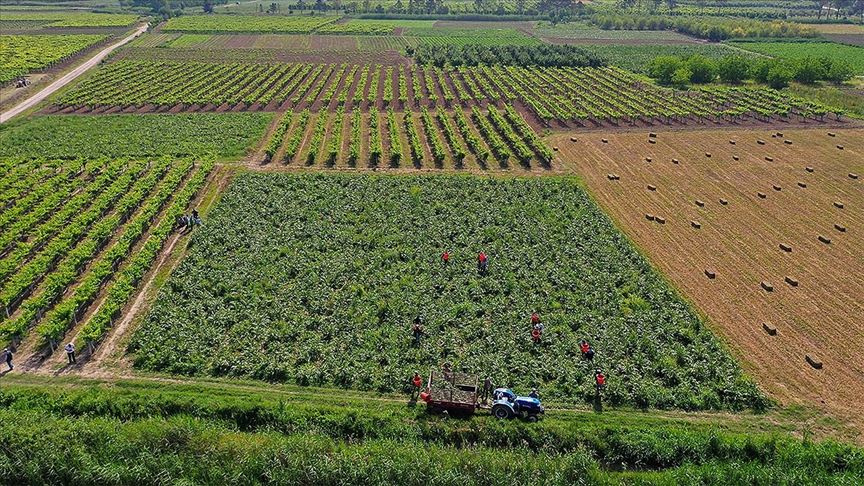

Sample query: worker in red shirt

[531,327,541,343]
[441,250,450,265]
[411,372,423,401]
[594,369,606,393]
[531,312,540,326]
[477,251,488,274]
[580,339,595,361]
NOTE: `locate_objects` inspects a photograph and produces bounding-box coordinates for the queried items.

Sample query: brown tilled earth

[552,128,864,437]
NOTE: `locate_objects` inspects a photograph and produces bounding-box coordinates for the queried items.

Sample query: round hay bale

[649,132,657,138]
[784,140,792,145]
[672,158,679,164]
[732,155,739,161]
[762,322,777,336]
[645,213,655,221]
[772,184,782,191]
[607,173,616,180]
[785,276,799,287]
[834,223,846,232]
[570,136,578,142]
[757,140,766,145]
[797,181,807,188]
[828,132,836,137]
[834,201,844,209]
[765,156,774,162]
[719,198,728,205]
[818,235,831,244]
[647,184,657,191]
[729,140,736,145]
[691,220,701,229]
[645,157,652,162]
[695,199,705,207]
[758,192,767,199]
[761,281,774,292]
[837,145,844,150]
[704,268,716,279]
[655,216,666,224]
[648,139,656,144]
[805,166,814,173]
[553,146,559,151]
[779,243,792,252]
[849,173,859,179]
[705,152,711,157]
[601,138,608,143]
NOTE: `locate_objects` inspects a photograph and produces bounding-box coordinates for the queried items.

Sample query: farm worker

[531,327,541,343]
[594,370,606,392]
[64,342,76,364]
[442,362,453,381]
[411,319,424,345]
[481,376,493,404]
[579,340,590,356]
[529,388,540,399]
[531,312,540,326]
[477,251,488,274]
[411,372,423,400]
[441,250,450,264]
[192,209,202,226]
[2,348,12,371]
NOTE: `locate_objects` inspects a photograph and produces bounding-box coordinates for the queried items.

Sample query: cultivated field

[554,127,864,429]
[131,173,763,410]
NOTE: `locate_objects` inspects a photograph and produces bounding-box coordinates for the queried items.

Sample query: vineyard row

[55,62,837,126]
[0,158,213,354]
[263,106,553,171]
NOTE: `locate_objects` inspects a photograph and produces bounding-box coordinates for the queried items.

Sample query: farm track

[555,127,864,435]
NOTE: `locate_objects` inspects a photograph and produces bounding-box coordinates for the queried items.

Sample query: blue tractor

[490,388,544,422]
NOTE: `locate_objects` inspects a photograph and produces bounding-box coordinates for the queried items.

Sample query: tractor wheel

[526,415,538,423]
[492,404,513,420]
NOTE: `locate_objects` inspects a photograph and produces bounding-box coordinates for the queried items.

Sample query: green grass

[728,40,864,75]
[131,173,764,412]
[0,113,272,160]
[0,375,861,484]
[787,82,864,119]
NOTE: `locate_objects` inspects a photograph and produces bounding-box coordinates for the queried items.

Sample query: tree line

[412,44,607,67]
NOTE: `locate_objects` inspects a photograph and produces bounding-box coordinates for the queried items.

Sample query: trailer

[419,369,478,415]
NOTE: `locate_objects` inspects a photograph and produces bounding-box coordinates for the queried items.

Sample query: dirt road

[0,23,148,124]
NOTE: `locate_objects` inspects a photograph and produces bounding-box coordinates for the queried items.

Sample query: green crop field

[2,4,863,481]
[729,40,864,75]
[0,34,107,84]
[0,114,272,160]
[131,173,763,411]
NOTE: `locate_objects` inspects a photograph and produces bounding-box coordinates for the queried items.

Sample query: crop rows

[58,61,834,126]
[163,15,336,33]
[263,107,552,171]
[0,12,138,28]
[0,34,107,84]
[130,173,764,411]
[0,158,212,353]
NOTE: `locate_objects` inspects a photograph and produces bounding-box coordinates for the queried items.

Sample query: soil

[552,127,864,436]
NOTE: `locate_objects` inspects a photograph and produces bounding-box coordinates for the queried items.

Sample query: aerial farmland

[1,1,863,483]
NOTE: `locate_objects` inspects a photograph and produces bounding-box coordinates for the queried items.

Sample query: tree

[825,58,854,83]
[203,0,213,13]
[686,55,716,84]
[792,57,825,84]
[766,63,794,89]
[648,56,683,85]
[717,56,749,84]
[315,0,326,10]
[672,67,692,88]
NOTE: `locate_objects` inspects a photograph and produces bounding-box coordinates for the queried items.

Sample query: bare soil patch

[553,127,864,436]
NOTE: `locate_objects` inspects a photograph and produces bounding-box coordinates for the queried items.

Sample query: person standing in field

[411,372,423,401]
[411,317,425,346]
[2,348,12,371]
[481,376,493,404]
[477,251,488,275]
[64,342,76,364]
[441,250,450,265]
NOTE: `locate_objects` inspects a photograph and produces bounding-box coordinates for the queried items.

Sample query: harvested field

[554,128,864,431]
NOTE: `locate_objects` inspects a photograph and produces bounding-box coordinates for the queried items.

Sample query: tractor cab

[490,388,544,422]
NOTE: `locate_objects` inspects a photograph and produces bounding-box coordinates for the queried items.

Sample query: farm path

[0,23,148,124]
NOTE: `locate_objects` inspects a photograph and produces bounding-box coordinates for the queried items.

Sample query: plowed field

[554,128,864,430]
